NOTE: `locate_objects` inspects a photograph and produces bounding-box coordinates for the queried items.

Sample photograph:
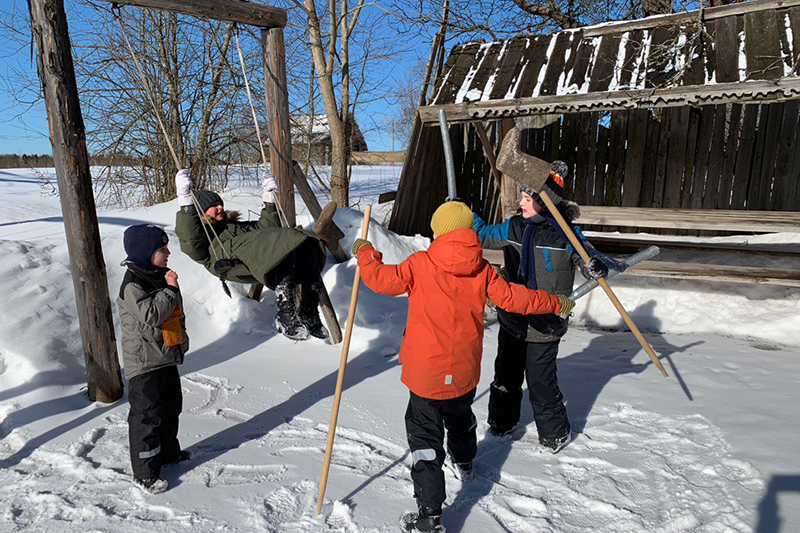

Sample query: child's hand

[352,238,372,255]
[556,295,575,317]
[175,169,193,206]
[262,171,278,203]
[165,270,179,288]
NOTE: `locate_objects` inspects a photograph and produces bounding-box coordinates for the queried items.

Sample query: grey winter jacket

[118,262,189,380]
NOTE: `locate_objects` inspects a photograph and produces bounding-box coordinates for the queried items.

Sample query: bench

[485,207,800,288]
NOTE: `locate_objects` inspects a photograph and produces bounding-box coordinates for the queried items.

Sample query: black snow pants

[487,326,570,442]
[128,365,183,480]
[405,388,477,513]
[265,238,324,288]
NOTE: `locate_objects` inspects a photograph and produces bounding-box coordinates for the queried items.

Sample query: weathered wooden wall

[389,102,800,237]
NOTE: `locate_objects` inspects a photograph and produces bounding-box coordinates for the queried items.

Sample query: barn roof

[420,0,800,123]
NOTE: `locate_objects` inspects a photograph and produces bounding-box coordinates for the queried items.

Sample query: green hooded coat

[175,202,324,287]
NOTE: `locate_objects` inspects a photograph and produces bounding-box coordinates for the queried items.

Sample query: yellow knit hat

[430,201,474,236]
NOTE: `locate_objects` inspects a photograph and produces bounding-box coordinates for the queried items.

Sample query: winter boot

[298,281,329,340]
[133,477,168,494]
[540,432,572,454]
[451,460,474,482]
[400,506,445,533]
[163,449,192,467]
[274,280,309,341]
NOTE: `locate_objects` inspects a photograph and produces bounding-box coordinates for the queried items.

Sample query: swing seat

[214,258,253,279]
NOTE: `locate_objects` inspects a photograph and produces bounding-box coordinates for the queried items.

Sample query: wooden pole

[263,28,296,226]
[28,0,124,402]
[475,122,503,189]
[316,205,372,515]
[537,192,669,378]
[97,0,287,28]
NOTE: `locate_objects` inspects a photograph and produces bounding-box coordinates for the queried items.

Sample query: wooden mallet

[496,126,668,378]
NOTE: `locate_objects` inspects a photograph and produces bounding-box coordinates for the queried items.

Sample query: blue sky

[0,0,430,156]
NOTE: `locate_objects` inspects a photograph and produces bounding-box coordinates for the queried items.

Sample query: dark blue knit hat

[123,224,169,269]
[194,190,223,213]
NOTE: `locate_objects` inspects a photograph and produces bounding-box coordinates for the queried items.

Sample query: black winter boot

[298,281,329,340]
[274,280,309,341]
[400,506,445,532]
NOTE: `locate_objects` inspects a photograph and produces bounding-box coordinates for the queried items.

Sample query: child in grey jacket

[118,224,190,494]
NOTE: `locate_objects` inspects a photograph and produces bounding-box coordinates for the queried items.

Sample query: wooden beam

[583,0,800,37]
[575,206,800,233]
[350,150,406,164]
[100,0,287,28]
[418,78,800,124]
[263,28,295,225]
[29,0,123,403]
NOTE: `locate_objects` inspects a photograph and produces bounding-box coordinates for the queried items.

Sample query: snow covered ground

[0,165,798,532]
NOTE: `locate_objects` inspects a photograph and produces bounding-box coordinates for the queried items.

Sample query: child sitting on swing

[174,169,327,341]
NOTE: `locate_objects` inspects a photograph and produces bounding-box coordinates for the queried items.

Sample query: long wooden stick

[538,193,669,378]
[316,205,372,515]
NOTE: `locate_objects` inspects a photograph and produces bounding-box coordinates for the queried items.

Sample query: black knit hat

[194,190,223,213]
[123,224,169,269]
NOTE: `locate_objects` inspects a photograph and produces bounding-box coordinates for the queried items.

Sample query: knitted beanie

[194,190,223,213]
[123,224,169,269]
[430,201,474,236]
[522,160,566,210]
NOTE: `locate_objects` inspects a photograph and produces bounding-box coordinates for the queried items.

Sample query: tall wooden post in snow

[28,0,123,403]
[263,28,296,226]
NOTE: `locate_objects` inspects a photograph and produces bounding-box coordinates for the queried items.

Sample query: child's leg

[157,366,183,463]
[524,340,570,441]
[442,388,477,465]
[128,369,168,480]
[487,326,528,433]
[405,391,446,514]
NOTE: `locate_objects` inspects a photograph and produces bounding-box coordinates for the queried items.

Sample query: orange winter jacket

[357,228,562,400]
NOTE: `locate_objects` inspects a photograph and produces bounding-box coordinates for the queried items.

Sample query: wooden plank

[575,206,800,232]
[691,105,717,208]
[639,110,660,206]
[589,34,622,92]
[605,110,628,207]
[645,25,676,89]
[683,27,707,87]
[703,104,729,208]
[663,106,690,209]
[567,36,599,92]
[418,77,800,122]
[730,103,760,209]
[584,113,599,203]
[350,150,406,164]
[619,29,645,89]
[621,261,800,288]
[789,7,800,74]
[489,38,530,100]
[101,0,287,28]
[464,42,505,102]
[679,107,701,211]
[514,35,553,98]
[651,108,672,207]
[594,123,610,206]
[540,32,576,96]
[750,103,784,209]
[776,9,794,74]
[747,103,772,209]
[711,16,740,83]
[582,0,800,37]
[430,43,482,105]
[771,100,800,210]
[574,113,592,205]
[582,235,800,257]
[745,10,783,80]
[716,103,743,209]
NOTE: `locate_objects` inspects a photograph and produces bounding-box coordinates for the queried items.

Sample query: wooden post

[263,28,296,226]
[28,0,124,403]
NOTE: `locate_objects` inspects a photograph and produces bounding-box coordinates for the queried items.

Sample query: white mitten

[175,168,194,206]
[262,171,278,204]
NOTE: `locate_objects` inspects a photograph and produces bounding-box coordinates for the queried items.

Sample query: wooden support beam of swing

[99,0,287,28]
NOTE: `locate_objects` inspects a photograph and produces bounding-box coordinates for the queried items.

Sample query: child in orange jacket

[353,201,573,533]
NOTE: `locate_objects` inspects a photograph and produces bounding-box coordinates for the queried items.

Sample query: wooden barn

[289,113,368,165]
[389,0,800,274]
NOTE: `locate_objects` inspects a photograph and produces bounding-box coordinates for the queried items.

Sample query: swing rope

[233,25,290,229]
[114,6,235,263]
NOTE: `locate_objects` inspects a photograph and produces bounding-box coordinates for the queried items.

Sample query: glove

[556,295,575,318]
[175,168,193,206]
[351,238,373,256]
[582,257,609,280]
[262,171,278,204]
